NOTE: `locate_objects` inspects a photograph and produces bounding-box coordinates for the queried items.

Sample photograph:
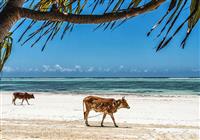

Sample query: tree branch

[0,0,25,42]
[19,0,165,24]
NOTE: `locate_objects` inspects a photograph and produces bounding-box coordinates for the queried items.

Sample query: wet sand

[1,119,199,140]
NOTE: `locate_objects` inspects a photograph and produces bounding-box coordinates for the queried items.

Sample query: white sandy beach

[1,92,200,140]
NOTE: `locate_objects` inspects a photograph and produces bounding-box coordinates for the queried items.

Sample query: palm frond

[0,0,8,12]
[0,32,12,71]
[2,0,199,52]
[148,0,199,51]
[13,0,144,50]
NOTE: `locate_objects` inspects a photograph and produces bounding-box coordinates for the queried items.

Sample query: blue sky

[2,1,200,77]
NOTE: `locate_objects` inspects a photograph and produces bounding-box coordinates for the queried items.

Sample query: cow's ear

[122,96,125,100]
[117,100,121,104]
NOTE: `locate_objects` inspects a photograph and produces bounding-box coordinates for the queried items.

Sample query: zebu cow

[83,96,130,127]
[12,92,35,105]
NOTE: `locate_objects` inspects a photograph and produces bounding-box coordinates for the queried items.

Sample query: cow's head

[31,94,35,99]
[25,92,35,99]
[117,97,130,109]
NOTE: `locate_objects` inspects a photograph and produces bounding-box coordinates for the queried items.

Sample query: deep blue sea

[0,77,199,95]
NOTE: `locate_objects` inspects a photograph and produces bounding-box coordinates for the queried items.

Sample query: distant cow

[83,96,130,127]
[12,92,35,105]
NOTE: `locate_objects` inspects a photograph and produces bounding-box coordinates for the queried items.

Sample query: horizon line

[1,76,200,78]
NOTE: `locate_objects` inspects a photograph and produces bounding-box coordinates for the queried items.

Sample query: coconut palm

[0,0,199,71]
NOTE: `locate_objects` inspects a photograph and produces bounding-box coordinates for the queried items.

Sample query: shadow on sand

[86,125,131,128]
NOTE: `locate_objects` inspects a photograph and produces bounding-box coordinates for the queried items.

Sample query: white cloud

[75,65,81,69]
[74,65,82,72]
[119,65,124,69]
[42,65,52,72]
[27,68,39,72]
[3,66,14,72]
[54,64,65,72]
[192,68,200,72]
[42,64,73,72]
[2,66,40,73]
[130,69,138,72]
[63,68,75,72]
[41,64,84,72]
[103,68,110,72]
[97,67,102,71]
[87,67,94,72]
[3,65,167,74]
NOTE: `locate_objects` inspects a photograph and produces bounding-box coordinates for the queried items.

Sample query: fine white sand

[1,92,199,140]
[1,92,199,126]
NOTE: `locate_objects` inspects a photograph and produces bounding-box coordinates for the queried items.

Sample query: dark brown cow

[83,96,130,127]
[12,92,35,105]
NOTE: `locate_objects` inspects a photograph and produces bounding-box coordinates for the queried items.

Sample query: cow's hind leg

[110,113,118,127]
[21,99,24,105]
[26,99,30,105]
[84,103,91,126]
[101,113,106,127]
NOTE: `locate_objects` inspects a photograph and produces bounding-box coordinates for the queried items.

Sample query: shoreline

[1,91,199,98]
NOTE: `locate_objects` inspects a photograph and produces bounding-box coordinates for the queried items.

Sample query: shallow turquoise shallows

[0,77,199,95]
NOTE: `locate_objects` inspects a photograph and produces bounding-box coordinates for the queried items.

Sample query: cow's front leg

[101,113,106,127]
[26,99,30,105]
[84,111,90,126]
[21,99,24,105]
[110,113,118,127]
[12,98,16,105]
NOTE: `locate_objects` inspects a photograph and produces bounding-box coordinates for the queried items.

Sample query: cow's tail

[83,100,85,119]
[83,99,86,120]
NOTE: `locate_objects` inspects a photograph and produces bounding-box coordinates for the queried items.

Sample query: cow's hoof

[115,125,118,127]
[86,124,90,126]
[101,124,104,127]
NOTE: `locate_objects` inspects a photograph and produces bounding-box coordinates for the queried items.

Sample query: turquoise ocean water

[0,77,199,95]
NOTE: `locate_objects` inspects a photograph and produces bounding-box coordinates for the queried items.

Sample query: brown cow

[12,92,35,105]
[83,96,130,127]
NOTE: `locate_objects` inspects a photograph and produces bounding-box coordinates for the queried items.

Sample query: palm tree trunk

[0,0,25,42]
